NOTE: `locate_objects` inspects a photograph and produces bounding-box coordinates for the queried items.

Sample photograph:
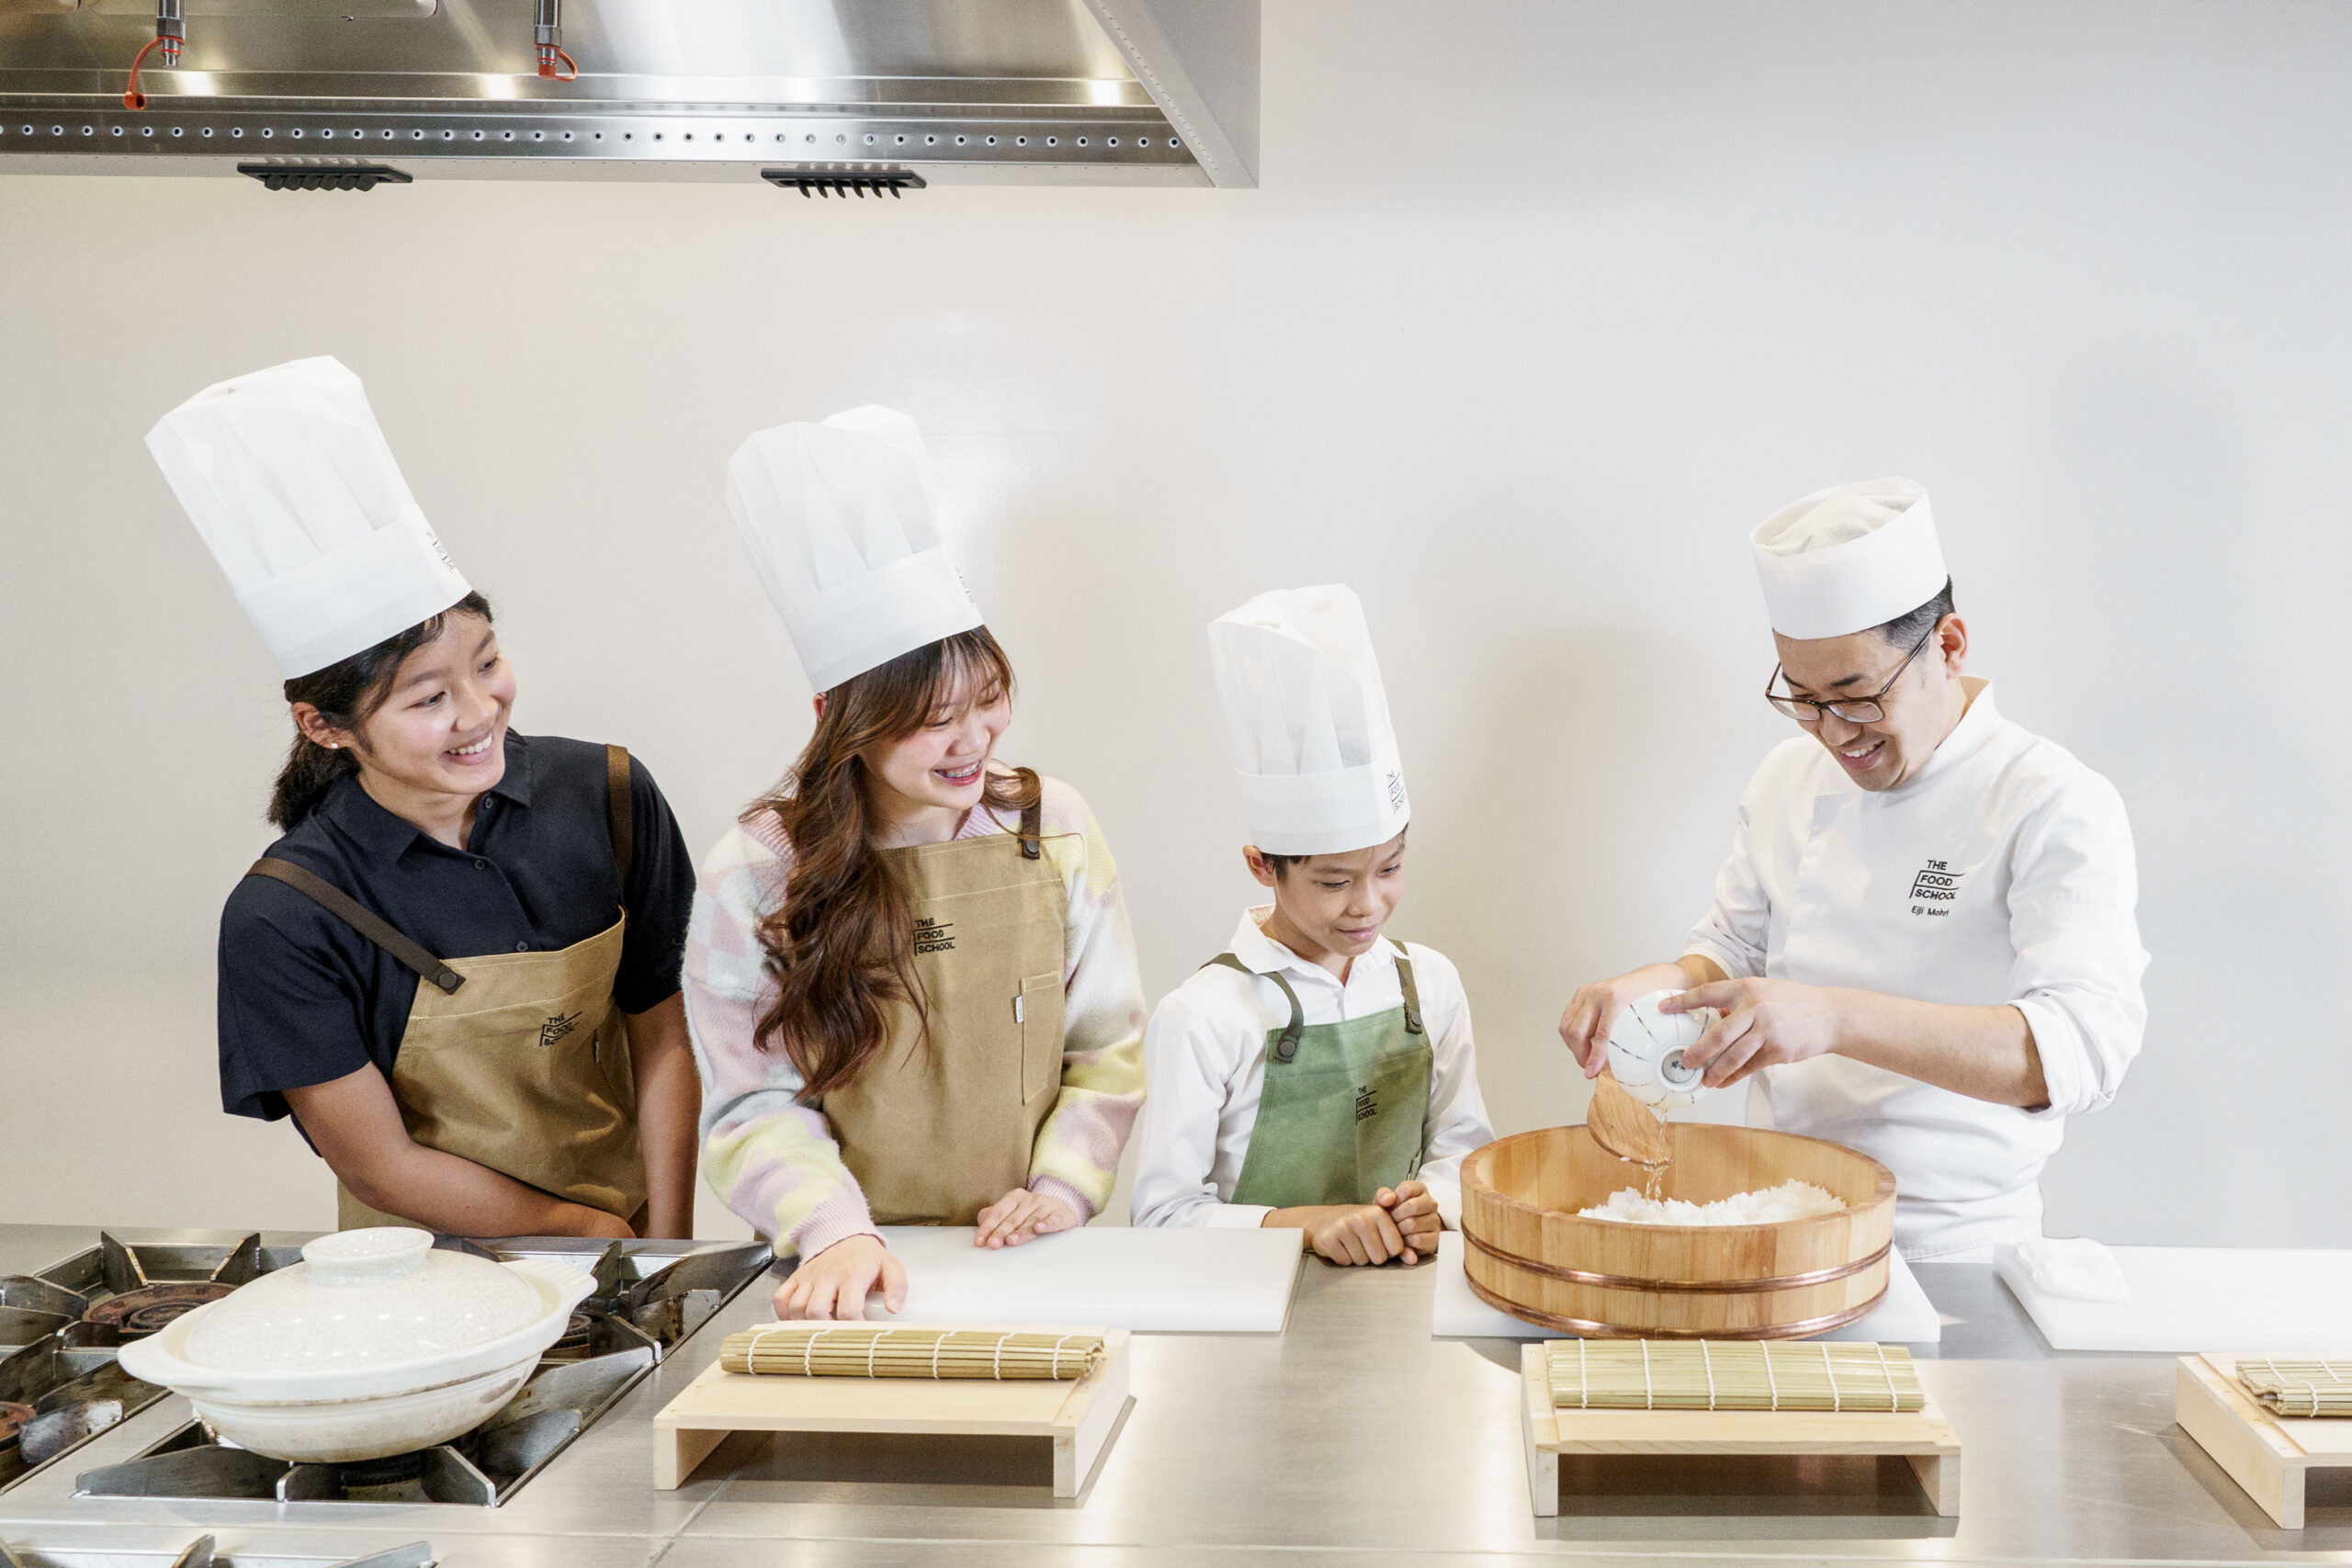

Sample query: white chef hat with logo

[1750,477,1947,639]
[146,355,472,678]
[726,404,984,694]
[1208,583,1410,856]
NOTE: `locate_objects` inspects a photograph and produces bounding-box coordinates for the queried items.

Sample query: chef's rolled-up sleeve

[2006,773,2148,1120]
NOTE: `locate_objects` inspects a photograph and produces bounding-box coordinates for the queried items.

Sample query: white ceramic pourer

[1604,989,1719,1111]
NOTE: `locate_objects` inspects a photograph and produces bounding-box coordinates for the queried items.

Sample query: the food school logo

[1354,1084,1378,1123]
[1908,859,1963,917]
[1386,771,1407,814]
[914,917,956,955]
[539,1010,582,1047]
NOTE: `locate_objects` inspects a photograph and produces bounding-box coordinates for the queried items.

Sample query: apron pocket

[1019,971,1065,1104]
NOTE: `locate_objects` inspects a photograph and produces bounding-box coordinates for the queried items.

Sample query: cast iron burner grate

[75,1237,770,1508]
[0,1233,300,1495]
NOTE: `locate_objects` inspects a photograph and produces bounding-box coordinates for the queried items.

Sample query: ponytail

[266,592,495,830]
[750,627,1029,1098]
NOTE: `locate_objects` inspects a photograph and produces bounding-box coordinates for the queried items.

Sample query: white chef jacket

[1685,679,2147,1258]
[1130,907,1497,1231]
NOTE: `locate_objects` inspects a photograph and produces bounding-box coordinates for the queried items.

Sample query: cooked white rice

[1577,1179,1847,1226]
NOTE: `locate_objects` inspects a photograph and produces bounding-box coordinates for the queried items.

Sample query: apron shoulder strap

[1391,942,1426,1036]
[605,743,634,902]
[1012,766,1043,861]
[1204,953,1307,1063]
[243,858,467,996]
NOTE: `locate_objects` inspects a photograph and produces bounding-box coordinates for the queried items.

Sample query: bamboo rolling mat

[1546,1338,1925,1413]
[720,1325,1107,1381]
[2236,1358,2352,1417]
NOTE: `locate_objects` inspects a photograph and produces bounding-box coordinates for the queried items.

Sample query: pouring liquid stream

[1585,1068,1675,1199]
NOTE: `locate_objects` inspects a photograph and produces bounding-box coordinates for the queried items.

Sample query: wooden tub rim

[1462,1228,1894,1293]
[1461,1123,1898,1237]
[1462,1270,1889,1340]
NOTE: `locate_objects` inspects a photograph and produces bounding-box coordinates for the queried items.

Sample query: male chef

[1558,478,2148,1259]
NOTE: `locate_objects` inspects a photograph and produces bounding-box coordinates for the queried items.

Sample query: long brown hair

[752,627,1036,1099]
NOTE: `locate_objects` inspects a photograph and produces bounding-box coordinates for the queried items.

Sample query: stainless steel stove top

[0,1234,300,1496]
[1,1533,431,1567]
[0,1235,770,1511]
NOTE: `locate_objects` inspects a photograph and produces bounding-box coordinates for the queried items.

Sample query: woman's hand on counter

[972,1187,1080,1249]
[774,1234,904,1321]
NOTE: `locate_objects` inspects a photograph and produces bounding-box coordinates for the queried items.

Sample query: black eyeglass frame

[1764,623,1939,725]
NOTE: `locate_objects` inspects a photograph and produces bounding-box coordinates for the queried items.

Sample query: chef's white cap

[1209,583,1409,857]
[1750,477,1947,639]
[726,405,984,694]
[146,356,472,678]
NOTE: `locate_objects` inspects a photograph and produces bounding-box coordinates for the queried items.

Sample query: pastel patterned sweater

[684,772,1147,1259]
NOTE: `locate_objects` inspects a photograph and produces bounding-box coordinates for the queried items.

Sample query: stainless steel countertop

[1,1225,2345,1564]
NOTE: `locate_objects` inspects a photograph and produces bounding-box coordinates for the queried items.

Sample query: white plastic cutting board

[1996,1245,2352,1353]
[863,1225,1305,1334]
[1430,1233,1940,1343]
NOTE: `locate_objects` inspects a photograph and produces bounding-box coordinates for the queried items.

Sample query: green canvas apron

[1218,944,1433,1210]
[243,744,648,1232]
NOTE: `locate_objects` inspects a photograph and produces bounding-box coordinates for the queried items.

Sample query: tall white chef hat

[1750,477,1947,639]
[1208,583,1409,857]
[726,405,984,694]
[146,355,472,679]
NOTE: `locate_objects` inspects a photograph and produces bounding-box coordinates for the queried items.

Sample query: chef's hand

[1665,979,1840,1088]
[773,1234,905,1321]
[973,1187,1081,1249]
[1377,1181,1442,1258]
[1558,963,1693,1078]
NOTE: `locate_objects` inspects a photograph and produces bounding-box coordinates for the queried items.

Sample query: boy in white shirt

[1129,585,1495,1265]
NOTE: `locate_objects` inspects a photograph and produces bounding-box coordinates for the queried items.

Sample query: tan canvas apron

[814,773,1069,1226]
[244,744,648,1232]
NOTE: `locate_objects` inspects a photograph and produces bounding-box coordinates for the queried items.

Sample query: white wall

[4,1,2346,1245]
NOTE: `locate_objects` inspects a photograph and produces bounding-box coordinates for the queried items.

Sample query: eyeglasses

[1764,625,1936,725]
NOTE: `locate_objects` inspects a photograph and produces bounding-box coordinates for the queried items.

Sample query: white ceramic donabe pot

[118,1227,595,1463]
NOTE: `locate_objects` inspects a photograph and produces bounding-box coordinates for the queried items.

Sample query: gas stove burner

[336,1449,427,1490]
[82,1281,235,1337]
[542,1310,595,1360]
[0,1402,33,1449]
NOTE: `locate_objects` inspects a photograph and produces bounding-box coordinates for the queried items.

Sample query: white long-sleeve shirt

[1684,679,2148,1258]
[1129,907,1496,1231]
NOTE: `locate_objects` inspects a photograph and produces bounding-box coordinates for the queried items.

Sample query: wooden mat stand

[653,1328,1130,1499]
[1519,1344,1962,1517]
[2177,1351,2352,1529]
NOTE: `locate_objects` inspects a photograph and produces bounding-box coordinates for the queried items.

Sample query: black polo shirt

[217,730,695,1123]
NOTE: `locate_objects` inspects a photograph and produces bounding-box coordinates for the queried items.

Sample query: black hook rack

[760,167,927,199]
[236,163,414,192]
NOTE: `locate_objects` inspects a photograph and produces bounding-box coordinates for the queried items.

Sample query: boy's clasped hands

[1267,1179,1441,1266]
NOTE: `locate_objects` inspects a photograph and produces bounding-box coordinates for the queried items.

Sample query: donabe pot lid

[181,1227,546,1376]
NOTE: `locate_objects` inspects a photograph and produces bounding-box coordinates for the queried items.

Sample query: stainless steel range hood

[0,0,1258,188]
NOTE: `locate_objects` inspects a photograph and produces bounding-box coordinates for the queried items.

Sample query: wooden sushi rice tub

[1462,1123,1897,1338]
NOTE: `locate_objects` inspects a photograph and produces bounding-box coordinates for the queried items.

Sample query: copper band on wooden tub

[1462,1271,1888,1340]
[1462,1230,1893,1293]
